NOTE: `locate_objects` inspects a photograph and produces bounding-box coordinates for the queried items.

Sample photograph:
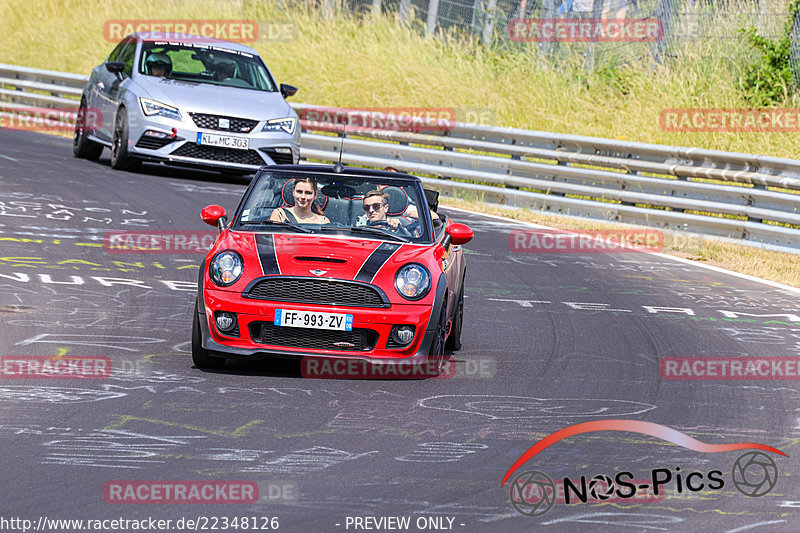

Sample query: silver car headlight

[395,264,431,300]
[139,98,181,121]
[262,117,296,134]
[209,251,243,287]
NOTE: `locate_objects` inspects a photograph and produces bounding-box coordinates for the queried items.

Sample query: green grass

[3,0,800,158]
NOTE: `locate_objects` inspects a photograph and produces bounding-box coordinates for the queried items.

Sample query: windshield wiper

[348,226,410,243]
[240,220,313,233]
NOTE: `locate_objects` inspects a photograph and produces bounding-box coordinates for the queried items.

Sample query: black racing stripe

[255,234,281,275]
[354,242,402,283]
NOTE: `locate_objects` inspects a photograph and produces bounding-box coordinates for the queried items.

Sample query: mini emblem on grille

[333,342,355,348]
[218,118,230,129]
[310,269,328,276]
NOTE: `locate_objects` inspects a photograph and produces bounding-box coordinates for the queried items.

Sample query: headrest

[280,179,327,210]
[377,185,409,216]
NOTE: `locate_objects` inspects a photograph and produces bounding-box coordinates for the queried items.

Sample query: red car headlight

[209,251,243,287]
[395,263,431,300]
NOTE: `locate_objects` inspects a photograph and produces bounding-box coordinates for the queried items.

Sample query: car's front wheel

[427,296,449,375]
[73,98,103,160]
[445,280,464,351]
[192,302,226,370]
[110,107,141,171]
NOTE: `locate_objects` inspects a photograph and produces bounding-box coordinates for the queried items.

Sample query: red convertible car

[192,165,473,375]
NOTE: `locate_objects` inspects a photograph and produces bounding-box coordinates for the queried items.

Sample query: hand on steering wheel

[403,220,421,236]
[368,219,411,236]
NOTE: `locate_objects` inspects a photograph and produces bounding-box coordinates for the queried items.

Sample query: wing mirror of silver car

[201,205,228,232]
[280,83,298,99]
[105,61,125,80]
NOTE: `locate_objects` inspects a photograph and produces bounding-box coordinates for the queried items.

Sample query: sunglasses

[363,202,386,212]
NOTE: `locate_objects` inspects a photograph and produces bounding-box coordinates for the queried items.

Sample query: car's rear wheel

[110,107,141,171]
[445,280,464,351]
[192,302,226,369]
[73,98,103,160]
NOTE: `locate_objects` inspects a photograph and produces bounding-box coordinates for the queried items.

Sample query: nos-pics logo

[501,420,785,517]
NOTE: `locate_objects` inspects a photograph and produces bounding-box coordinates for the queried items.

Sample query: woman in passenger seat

[270,178,330,224]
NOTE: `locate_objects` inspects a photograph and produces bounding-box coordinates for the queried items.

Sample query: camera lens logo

[509,471,555,516]
[587,474,615,500]
[731,451,778,497]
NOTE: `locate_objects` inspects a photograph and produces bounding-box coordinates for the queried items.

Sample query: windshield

[234,171,432,243]
[138,41,277,92]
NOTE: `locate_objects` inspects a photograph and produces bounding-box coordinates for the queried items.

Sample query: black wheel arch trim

[412,272,448,357]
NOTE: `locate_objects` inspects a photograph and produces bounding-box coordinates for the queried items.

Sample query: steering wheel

[402,220,421,237]
[368,219,411,237]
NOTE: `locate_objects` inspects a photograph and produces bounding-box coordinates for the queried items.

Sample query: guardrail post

[652,0,678,64]
[426,0,440,35]
[481,0,498,44]
[539,0,557,58]
[399,0,412,24]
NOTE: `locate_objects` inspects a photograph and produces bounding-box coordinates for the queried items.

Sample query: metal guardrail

[2,63,799,249]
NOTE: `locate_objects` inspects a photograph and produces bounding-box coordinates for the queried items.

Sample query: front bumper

[127,113,300,171]
[197,281,446,363]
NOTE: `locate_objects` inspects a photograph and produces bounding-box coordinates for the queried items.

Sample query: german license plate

[273,309,353,331]
[196,132,249,150]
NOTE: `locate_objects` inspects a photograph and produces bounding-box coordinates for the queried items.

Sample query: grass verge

[3,1,800,157]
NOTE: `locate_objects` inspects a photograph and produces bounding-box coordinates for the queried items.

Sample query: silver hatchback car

[73,33,300,174]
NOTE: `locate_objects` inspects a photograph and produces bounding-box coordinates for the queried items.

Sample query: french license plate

[196,132,249,150]
[273,309,353,331]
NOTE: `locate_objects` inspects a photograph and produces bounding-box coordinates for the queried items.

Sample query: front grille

[190,112,259,133]
[171,143,265,165]
[136,135,175,150]
[245,278,387,308]
[261,148,294,165]
[250,322,377,351]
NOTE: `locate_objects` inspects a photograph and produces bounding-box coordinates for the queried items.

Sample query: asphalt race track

[1,130,799,532]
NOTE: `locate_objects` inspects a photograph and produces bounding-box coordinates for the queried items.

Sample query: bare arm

[269,208,286,222]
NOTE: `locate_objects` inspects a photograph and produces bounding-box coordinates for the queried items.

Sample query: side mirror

[280,83,298,99]
[105,61,125,76]
[105,61,125,73]
[201,205,227,231]
[446,223,473,246]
